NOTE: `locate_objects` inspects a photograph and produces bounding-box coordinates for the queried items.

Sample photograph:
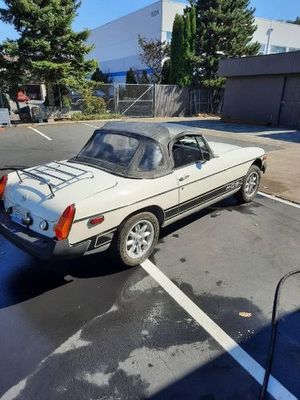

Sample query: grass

[70,112,121,121]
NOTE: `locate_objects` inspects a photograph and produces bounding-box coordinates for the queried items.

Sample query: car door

[171,134,228,214]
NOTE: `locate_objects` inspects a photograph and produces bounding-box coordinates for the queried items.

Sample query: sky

[0,0,299,42]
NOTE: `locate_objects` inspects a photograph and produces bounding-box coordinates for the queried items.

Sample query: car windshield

[78,130,140,168]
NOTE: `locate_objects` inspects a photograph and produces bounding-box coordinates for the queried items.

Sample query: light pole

[265,27,274,55]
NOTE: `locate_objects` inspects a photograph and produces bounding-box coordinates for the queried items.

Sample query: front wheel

[113,212,160,267]
[235,165,261,203]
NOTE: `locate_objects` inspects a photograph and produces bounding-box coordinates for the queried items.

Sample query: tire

[113,212,160,267]
[235,165,261,203]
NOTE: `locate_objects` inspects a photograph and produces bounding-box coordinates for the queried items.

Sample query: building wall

[161,0,188,43]
[87,0,300,82]
[87,1,163,81]
[222,76,285,125]
[254,18,300,55]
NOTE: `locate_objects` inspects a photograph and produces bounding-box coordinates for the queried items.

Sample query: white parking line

[141,259,296,400]
[28,127,52,141]
[81,123,100,129]
[258,191,300,209]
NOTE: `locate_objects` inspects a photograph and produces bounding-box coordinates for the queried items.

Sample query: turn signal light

[54,204,76,241]
[0,175,8,200]
[89,215,104,226]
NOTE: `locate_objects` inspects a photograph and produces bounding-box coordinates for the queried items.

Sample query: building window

[288,47,300,52]
[270,45,287,54]
[166,31,172,43]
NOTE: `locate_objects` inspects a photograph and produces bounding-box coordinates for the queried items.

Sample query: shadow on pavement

[169,119,300,140]
[260,131,300,144]
[0,196,254,309]
[2,275,299,399]
[147,281,300,400]
[0,245,129,309]
[149,310,300,400]
[169,119,277,134]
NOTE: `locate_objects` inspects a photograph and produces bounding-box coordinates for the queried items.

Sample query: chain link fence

[94,84,209,117]
[3,84,211,123]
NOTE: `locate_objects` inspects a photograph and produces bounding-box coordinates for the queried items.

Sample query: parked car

[0,122,266,266]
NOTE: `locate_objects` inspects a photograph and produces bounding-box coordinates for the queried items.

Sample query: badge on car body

[21,194,27,201]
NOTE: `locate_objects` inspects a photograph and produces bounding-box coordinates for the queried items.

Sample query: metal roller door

[279,76,300,129]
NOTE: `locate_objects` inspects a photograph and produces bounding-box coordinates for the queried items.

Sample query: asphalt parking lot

[0,121,299,400]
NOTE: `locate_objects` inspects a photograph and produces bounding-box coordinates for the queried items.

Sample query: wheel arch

[252,158,264,172]
[119,205,165,228]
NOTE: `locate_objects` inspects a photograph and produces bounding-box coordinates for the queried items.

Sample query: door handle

[179,174,190,182]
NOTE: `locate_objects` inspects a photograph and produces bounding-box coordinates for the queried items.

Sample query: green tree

[161,59,171,84]
[138,70,150,84]
[0,0,97,105]
[288,16,300,25]
[194,0,260,110]
[91,67,112,84]
[169,14,185,84]
[126,68,137,84]
[169,8,197,86]
[190,6,197,53]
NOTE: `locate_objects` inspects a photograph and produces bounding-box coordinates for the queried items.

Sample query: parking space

[0,121,299,399]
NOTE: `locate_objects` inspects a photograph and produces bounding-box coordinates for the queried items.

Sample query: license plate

[11,206,27,226]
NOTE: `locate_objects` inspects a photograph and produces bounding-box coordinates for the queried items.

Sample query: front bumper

[262,160,267,173]
[0,203,89,260]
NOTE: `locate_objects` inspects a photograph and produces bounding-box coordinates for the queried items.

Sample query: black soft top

[71,122,206,179]
[101,121,201,146]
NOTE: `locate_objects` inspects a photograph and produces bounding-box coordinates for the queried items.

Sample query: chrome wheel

[125,220,155,259]
[245,171,259,196]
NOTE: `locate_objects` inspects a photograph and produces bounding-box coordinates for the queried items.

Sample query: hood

[5,161,118,222]
[208,141,240,156]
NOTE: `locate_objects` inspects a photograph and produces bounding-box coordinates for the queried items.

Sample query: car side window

[138,141,164,171]
[196,136,211,161]
[172,136,202,168]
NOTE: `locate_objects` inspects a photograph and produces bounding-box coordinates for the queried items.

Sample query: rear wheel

[235,165,261,203]
[113,212,159,267]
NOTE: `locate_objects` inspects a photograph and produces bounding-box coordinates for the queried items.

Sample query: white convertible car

[0,122,266,266]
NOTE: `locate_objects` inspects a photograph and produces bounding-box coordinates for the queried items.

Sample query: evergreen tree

[161,59,171,84]
[288,16,300,25]
[169,14,185,84]
[190,6,197,53]
[169,8,197,86]
[91,67,112,84]
[138,70,150,84]
[126,68,137,84]
[194,0,260,96]
[0,0,97,104]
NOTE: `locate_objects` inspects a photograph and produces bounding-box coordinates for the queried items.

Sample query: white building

[87,0,300,82]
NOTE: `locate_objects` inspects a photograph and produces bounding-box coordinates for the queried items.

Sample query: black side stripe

[74,159,256,223]
[165,178,243,220]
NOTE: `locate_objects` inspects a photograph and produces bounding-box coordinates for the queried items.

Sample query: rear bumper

[0,203,89,260]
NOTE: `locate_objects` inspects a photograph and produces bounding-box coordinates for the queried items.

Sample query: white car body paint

[1,125,265,258]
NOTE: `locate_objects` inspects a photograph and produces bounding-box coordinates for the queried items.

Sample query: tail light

[54,204,75,241]
[0,175,8,200]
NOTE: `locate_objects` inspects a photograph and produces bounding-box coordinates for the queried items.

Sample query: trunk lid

[5,161,118,225]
